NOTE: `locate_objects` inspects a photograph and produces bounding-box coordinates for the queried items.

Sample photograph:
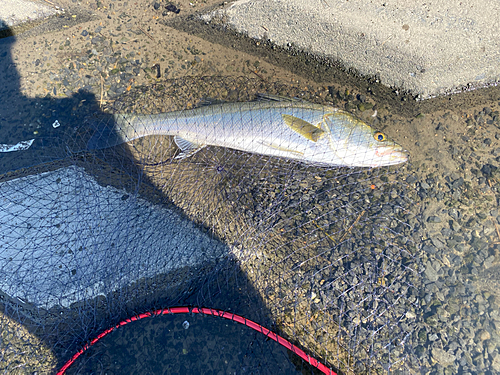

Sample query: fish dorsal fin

[173,136,206,159]
[282,114,325,142]
[255,93,302,102]
[196,98,227,107]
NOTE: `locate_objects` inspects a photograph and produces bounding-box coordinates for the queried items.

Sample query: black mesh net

[0,77,420,374]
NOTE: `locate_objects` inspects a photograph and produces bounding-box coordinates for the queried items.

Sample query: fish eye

[374,132,387,142]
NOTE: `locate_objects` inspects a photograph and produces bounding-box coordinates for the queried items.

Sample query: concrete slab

[202,0,500,98]
[0,0,60,31]
[0,165,229,309]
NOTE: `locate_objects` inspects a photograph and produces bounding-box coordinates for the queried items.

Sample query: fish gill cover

[0,77,420,374]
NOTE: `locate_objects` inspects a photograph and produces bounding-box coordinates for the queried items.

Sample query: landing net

[0,77,420,374]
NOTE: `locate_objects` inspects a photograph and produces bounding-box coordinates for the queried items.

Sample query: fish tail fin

[86,114,147,151]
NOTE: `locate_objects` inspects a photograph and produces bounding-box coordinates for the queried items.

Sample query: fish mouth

[390,149,409,163]
[376,146,409,165]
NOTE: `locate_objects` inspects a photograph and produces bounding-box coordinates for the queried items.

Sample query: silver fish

[88,96,408,167]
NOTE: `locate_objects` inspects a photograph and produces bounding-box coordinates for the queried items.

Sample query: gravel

[85,78,500,373]
[2,2,500,373]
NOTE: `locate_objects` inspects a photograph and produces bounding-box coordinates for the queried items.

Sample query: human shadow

[0,26,324,375]
[0,33,93,172]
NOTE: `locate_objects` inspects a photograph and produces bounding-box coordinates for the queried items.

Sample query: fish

[87,95,408,168]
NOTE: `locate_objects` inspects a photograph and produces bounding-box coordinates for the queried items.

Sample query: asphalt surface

[2,0,499,97]
[0,0,59,30]
[202,0,500,98]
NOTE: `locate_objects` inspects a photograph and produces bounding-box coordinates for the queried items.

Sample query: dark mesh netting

[0,77,420,374]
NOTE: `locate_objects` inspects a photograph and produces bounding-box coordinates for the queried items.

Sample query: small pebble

[481,163,498,176]
[425,261,439,282]
[429,333,439,341]
[432,347,456,367]
[420,181,430,189]
[427,216,442,223]
[166,4,180,13]
[406,175,417,184]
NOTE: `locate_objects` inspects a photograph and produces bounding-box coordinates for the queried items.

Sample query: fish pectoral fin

[173,136,206,159]
[282,114,325,142]
[259,140,304,156]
